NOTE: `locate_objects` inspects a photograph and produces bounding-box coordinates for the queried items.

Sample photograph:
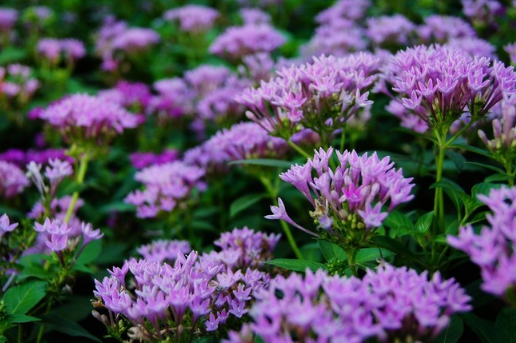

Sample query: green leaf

[99,202,135,213]
[434,315,463,343]
[266,258,326,272]
[472,183,503,198]
[430,180,465,193]
[228,159,294,168]
[445,150,466,171]
[75,239,102,265]
[191,220,218,233]
[254,335,265,343]
[461,313,495,343]
[495,307,516,343]
[383,210,414,236]
[415,211,433,233]
[3,281,47,315]
[0,47,27,64]
[318,240,347,261]
[449,143,491,158]
[466,161,505,174]
[230,193,266,218]
[460,193,482,214]
[41,314,101,342]
[9,314,41,323]
[355,248,394,265]
[469,211,488,224]
[484,173,513,183]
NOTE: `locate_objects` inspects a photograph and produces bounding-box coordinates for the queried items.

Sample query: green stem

[64,154,89,224]
[259,175,304,260]
[36,299,53,343]
[287,139,312,160]
[432,129,446,266]
[339,128,346,152]
[347,248,357,277]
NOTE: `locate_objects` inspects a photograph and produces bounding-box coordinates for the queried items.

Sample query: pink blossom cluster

[37,38,86,65]
[164,5,219,33]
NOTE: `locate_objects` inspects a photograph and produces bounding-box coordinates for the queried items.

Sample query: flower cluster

[38,93,140,144]
[239,8,271,25]
[0,148,72,167]
[462,0,504,28]
[0,8,17,32]
[226,265,471,343]
[136,239,191,263]
[98,81,152,114]
[209,24,286,62]
[478,94,516,167]
[164,5,219,33]
[444,37,496,58]
[0,214,17,240]
[93,227,278,339]
[448,186,516,299]
[417,15,476,43]
[37,38,86,66]
[382,45,516,131]
[0,160,29,198]
[237,53,379,141]
[267,148,414,247]
[124,161,205,218]
[26,158,73,197]
[149,77,195,120]
[183,122,288,174]
[366,15,416,47]
[130,149,179,169]
[0,64,39,106]
[95,17,159,72]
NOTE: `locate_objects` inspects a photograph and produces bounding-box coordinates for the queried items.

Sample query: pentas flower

[39,94,140,145]
[505,43,516,65]
[136,239,191,263]
[98,81,152,113]
[164,5,218,33]
[0,64,39,103]
[124,161,205,218]
[239,53,275,82]
[130,149,179,169]
[478,94,516,167]
[300,19,366,58]
[37,38,86,66]
[197,80,250,124]
[209,24,286,62]
[267,148,414,248]
[93,228,276,340]
[111,27,160,53]
[226,265,471,343]
[0,161,29,198]
[0,148,73,167]
[462,0,504,28]
[366,15,416,48]
[185,65,232,96]
[237,53,379,142]
[148,78,195,120]
[183,122,288,174]
[445,37,496,58]
[315,0,370,24]
[448,186,516,299]
[417,16,476,43]
[0,214,17,240]
[240,8,271,25]
[0,8,17,32]
[382,45,516,131]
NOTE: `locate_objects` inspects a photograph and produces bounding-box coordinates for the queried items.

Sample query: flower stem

[259,175,304,260]
[431,128,446,266]
[64,154,89,224]
[347,248,357,277]
[287,139,312,159]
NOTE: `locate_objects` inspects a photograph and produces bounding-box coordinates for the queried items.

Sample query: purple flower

[164,5,218,33]
[136,239,191,263]
[0,161,29,198]
[124,161,205,218]
[384,45,516,131]
[445,37,496,58]
[315,0,370,24]
[448,185,516,298]
[111,28,159,53]
[129,149,179,169]
[226,265,470,343]
[238,53,379,140]
[366,15,416,47]
[37,38,61,64]
[462,0,504,28]
[240,8,270,25]
[0,214,18,240]
[81,222,104,246]
[209,24,286,62]
[268,148,414,246]
[44,159,73,191]
[39,94,140,144]
[417,15,476,43]
[0,8,17,31]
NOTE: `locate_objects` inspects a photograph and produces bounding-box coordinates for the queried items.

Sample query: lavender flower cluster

[448,186,516,298]
[124,161,205,218]
[0,160,29,198]
[381,45,516,132]
[226,265,471,343]
[268,148,414,246]
[238,53,380,141]
[164,5,219,33]
[37,38,86,65]
[0,64,39,103]
[93,227,279,339]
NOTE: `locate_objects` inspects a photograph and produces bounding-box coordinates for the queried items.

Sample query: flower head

[164,5,218,33]
[0,161,29,198]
